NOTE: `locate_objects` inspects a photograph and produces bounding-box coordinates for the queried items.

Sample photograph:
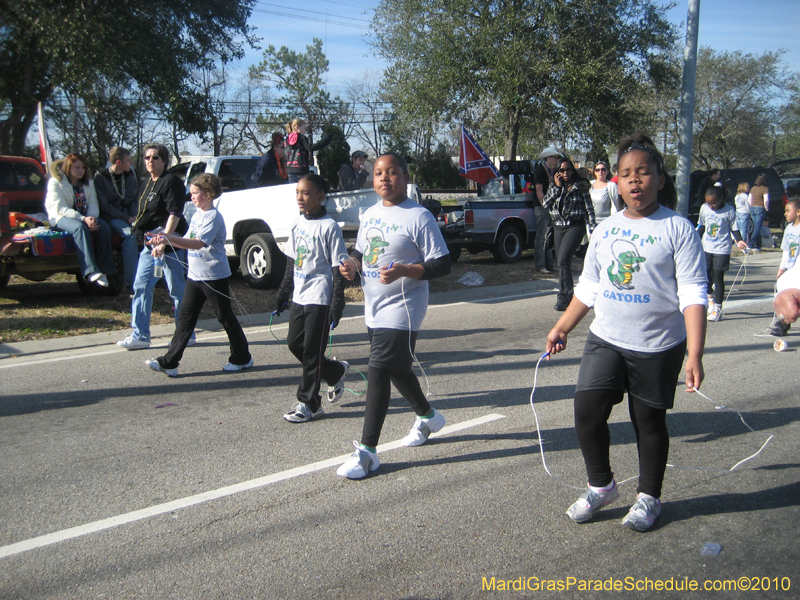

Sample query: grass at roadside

[0,250,553,343]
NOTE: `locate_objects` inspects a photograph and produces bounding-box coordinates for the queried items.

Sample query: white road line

[0,413,506,560]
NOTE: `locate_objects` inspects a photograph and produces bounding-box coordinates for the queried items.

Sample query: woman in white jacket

[45,153,115,287]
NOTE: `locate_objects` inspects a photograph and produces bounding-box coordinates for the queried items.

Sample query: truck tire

[492,226,523,263]
[241,232,286,289]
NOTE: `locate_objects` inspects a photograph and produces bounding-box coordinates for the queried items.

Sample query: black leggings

[707,268,726,305]
[574,389,669,498]
[360,367,431,448]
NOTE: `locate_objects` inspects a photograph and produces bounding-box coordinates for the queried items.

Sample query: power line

[255,1,371,23]
[251,7,371,29]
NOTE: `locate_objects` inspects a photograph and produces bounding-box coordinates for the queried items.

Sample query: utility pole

[676,0,700,217]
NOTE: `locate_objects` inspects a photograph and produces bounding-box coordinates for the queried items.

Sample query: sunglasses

[557,168,572,173]
[144,155,161,162]
[595,167,608,172]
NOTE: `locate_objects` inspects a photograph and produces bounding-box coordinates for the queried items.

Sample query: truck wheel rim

[248,247,267,277]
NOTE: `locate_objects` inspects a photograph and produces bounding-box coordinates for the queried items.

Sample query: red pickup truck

[0,155,124,294]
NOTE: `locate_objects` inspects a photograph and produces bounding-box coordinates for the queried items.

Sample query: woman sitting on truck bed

[45,153,115,288]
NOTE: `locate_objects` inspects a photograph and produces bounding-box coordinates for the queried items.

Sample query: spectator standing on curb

[748,173,770,251]
[533,145,560,273]
[94,147,140,289]
[543,157,597,311]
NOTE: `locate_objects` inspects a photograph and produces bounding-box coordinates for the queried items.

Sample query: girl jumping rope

[275,174,350,423]
[337,152,451,479]
[699,184,747,322]
[146,174,252,376]
[545,133,708,532]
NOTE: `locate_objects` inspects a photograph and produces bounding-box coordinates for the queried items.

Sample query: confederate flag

[459,126,499,186]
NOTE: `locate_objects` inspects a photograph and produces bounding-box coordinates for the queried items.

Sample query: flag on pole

[37,102,54,173]
[458,126,499,185]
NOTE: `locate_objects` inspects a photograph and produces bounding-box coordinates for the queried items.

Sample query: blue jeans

[750,206,766,250]
[735,211,751,246]
[55,216,115,277]
[106,218,139,287]
[130,246,187,342]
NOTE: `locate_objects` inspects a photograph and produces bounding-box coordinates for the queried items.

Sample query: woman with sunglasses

[252,132,288,187]
[590,161,620,223]
[117,143,190,350]
[543,157,597,311]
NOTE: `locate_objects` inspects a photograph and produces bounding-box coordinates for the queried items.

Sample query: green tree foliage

[416,143,465,189]
[251,38,333,145]
[777,76,800,161]
[315,124,350,187]
[369,0,675,159]
[692,47,789,169]
[0,0,255,155]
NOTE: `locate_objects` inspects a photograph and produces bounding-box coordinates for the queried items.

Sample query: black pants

[360,330,431,448]
[705,252,730,306]
[554,223,586,303]
[574,389,669,498]
[287,303,346,411]
[159,277,250,369]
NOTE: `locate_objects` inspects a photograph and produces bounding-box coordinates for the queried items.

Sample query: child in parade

[770,198,800,336]
[337,153,451,479]
[545,133,707,531]
[275,174,350,423]
[145,174,252,376]
[699,185,747,322]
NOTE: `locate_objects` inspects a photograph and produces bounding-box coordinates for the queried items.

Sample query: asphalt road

[1,253,798,599]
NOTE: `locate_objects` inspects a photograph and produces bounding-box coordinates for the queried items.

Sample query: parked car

[770,157,800,196]
[689,167,788,228]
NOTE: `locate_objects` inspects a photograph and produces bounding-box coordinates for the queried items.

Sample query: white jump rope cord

[529,350,775,492]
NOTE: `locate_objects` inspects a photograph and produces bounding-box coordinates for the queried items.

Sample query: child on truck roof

[284,118,332,183]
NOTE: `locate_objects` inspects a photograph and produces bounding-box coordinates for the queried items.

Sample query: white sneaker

[707,303,722,321]
[117,335,150,350]
[622,493,662,532]
[223,358,254,372]
[88,272,109,287]
[186,334,197,347]
[327,360,350,403]
[145,358,177,377]
[283,402,323,423]
[337,441,380,479]
[566,481,620,523]
[401,409,445,447]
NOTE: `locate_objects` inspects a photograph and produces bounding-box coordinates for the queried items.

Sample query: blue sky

[238,0,800,92]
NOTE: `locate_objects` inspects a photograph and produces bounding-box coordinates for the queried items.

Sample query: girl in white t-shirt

[545,134,707,532]
[145,173,252,377]
[337,153,451,479]
[734,182,751,246]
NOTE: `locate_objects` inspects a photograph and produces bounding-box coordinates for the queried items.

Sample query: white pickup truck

[177,156,422,289]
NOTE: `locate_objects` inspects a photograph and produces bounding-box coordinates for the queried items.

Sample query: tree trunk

[503,106,521,160]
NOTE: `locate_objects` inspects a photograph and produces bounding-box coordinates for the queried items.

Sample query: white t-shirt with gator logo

[699,203,739,255]
[356,198,448,330]
[284,213,347,306]
[779,222,800,272]
[575,205,707,352]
